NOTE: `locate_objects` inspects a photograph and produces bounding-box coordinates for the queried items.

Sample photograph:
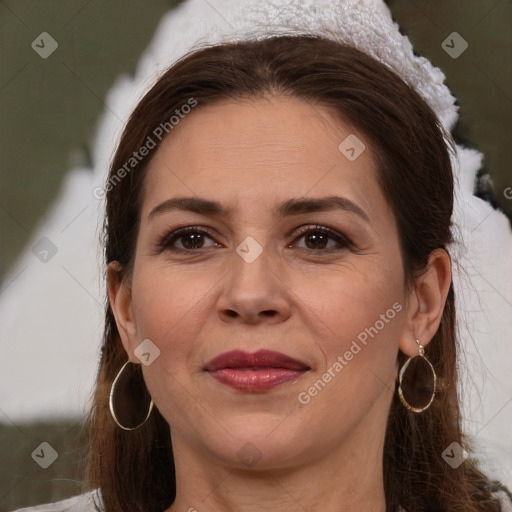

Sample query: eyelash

[156,225,353,254]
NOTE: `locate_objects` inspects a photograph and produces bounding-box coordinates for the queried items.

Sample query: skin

[108,95,452,512]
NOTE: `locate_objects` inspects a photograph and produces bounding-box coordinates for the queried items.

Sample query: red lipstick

[204,349,310,392]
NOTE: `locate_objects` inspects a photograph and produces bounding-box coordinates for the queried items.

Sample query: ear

[399,248,452,356]
[107,261,139,363]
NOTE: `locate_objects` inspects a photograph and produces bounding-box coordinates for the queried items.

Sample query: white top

[9,488,512,512]
[10,490,100,512]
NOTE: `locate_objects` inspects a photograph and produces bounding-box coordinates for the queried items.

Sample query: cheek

[289,271,403,442]
[130,264,214,380]
[291,263,404,398]
[131,263,212,338]
[295,262,403,344]
[129,266,216,428]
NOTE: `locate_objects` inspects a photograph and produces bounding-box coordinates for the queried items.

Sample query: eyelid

[155,226,217,253]
[290,224,354,250]
[155,224,354,254]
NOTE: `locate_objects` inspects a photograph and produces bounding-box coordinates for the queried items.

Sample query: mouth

[204,349,311,392]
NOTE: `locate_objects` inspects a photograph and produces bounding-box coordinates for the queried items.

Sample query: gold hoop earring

[109,360,154,431]
[398,339,436,413]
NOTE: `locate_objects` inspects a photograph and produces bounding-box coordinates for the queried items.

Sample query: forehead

[141,95,388,222]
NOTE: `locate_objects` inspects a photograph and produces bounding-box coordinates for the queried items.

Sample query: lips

[204,349,310,392]
[204,349,310,372]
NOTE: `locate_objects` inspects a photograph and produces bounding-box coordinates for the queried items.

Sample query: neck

[165,416,388,512]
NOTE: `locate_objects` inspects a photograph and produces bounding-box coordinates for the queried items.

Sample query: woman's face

[113,95,414,470]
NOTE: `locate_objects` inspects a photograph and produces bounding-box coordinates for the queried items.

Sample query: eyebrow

[148,195,370,223]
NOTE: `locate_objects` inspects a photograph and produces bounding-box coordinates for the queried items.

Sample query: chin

[201,418,312,470]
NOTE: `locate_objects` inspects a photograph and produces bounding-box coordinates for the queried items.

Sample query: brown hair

[84,35,502,512]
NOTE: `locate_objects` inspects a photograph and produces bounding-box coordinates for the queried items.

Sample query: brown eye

[157,227,219,252]
[292,225,352,252]
[177,231,207,249]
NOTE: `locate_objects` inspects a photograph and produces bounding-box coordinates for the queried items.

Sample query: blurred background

[0,0,511,509]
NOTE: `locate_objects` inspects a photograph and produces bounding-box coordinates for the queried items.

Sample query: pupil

[307,233,326,249]
[184,233,203,249]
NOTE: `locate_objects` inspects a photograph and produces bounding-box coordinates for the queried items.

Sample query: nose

[216,244,292,325]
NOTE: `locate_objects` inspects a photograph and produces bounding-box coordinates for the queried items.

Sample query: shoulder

[9,489,102,512]
[491,487,512,511]
[488,481,512,512]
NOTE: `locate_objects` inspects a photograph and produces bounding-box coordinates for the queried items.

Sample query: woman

[13,34,512,512]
